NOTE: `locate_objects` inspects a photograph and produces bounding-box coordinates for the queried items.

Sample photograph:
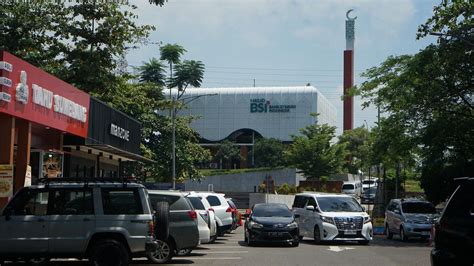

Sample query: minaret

[343,9,356,131]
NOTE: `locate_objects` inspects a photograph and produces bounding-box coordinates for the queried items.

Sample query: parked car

[293,193,373,245]
[186,194,214,245]
[342,181,363,197]
[431,177,473,266]
[192,194,218,243]
[384,198,438,241]
[0,178,160,266]
[361,187,377,204]
[226,198,240,230]
[244,203,299,247]
[148,190,199,263]
[362,178,378,191]
[194,192,233,237]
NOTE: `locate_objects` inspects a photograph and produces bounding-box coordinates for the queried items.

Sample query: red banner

[0,51,90,137]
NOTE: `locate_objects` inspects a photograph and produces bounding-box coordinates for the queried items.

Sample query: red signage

[0,51,89,137]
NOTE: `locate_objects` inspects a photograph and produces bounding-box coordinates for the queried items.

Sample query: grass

[404,179,424,193]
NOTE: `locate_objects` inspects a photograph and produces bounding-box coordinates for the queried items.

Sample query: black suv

[431,177,474,266]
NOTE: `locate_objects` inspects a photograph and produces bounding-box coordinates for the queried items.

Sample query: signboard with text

[0,164,14,198]
[0,51,90,137]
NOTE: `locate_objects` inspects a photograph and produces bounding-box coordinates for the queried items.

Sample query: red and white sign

[0,51,90,137]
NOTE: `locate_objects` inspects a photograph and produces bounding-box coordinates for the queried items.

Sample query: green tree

[285,123,346,180]
[253,138,286,167]
[354,1,473,203]
[160,43,187,96]
[172,60,206,98]
[0,2,154,94]
[137,58,166,86]
[338,126,371,174]
[214,140,241,169]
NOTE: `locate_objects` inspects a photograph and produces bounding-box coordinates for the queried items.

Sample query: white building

[171,86,337,143]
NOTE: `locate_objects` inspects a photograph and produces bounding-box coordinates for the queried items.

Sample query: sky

[126,0,440,135]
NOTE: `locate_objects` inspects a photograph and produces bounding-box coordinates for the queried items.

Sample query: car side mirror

[394,209,401,214]
[362,206,366,212]
[294,214,300,218]
[306,205,315,211]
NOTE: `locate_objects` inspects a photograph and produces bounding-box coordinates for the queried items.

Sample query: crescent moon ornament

[346,9,357,20]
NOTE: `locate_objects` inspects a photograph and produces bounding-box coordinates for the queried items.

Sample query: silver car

[384,198,439,241]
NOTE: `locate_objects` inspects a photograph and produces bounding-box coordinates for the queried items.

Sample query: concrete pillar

[0,113,15,208]
[343,50,354,131]
[14,119,31,193]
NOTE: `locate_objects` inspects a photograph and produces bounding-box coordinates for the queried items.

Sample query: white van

[342,181,362,197]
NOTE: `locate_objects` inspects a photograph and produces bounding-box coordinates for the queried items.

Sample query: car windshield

[342,184,354,190]
[402,202,436,214]
[317,197,364,212]
[252,205,292,217]
[363,187,377,194]
[363,180,375,185]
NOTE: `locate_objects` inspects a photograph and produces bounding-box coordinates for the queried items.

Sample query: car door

[392,202,403,232]
[292,196,309,236]
[48,188,95,254]
[0,188,49,254]
[305,197,319,236]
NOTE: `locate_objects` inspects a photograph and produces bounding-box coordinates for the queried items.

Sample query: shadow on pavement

[298,236,431,248]
[237,240,296,248]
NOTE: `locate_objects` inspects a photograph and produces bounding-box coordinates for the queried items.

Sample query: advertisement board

[0,164,14,198]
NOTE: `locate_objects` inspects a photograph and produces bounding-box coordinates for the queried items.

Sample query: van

[342,181,362,197]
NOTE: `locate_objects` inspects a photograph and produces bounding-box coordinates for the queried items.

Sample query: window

[293,196,309,208]
[252,205,292,217]
[187,197,205,210]
[401,202,436,214]
[149,194,190,211]
[206,195,221,206]
[317,196,364,212]
[307,197,317,208]
[49,189,93,215]
[102,188,143,215]
[6,189,49,216]
[342,184,355,190]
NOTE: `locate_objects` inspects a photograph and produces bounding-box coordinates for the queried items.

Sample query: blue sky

[126,0,440,135]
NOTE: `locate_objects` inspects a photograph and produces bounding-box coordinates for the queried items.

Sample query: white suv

[292,193,373,244]
[193,192,232,237]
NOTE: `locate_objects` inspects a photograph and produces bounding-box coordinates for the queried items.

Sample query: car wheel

[358,240,369,245]
[89,239,129,266]
[209,233,218,243]
[291,241,300,247]
[147,239,174,264]
[313,226,322,245]
[385,224,393,239]
[176,249,192,256]
[400,226,408,241]
[154,201,170,241]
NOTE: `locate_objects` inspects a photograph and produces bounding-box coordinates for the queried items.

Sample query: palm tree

[171,60,205,99]
[137,58,166,86]
[159,44,187,92]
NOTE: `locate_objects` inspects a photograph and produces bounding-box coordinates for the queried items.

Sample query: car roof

[391,198,432,203]
[148,190,187,197]
[254,203,288,208]
[26,182,144,189]
[189,191,226,197]
[296,192,352,198]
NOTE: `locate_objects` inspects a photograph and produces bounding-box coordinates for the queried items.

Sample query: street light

[171,93,218,190]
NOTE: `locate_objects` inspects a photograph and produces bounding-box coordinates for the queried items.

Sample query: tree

[214,140,241,169]
[137,58,166,86]
[253,138,286,168]
[172,60,206,98]
[354,1,473,203]
[0,2,154,94]
[337,127,371,175]
[160,43,187,96]
[285,123,346,180]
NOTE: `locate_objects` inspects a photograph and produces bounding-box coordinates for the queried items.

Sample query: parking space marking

[180,257,242,260]
[198,251,248,254]
[327,246,355,252]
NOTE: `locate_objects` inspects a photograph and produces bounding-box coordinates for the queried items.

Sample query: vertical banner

[25,165,32,187]
[0,164,14,197]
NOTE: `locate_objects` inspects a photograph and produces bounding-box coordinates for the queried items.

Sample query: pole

[172,97,176,190]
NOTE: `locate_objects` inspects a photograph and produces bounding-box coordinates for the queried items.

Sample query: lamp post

[171,93,218,190]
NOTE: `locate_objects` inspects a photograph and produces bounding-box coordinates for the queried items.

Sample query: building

[169,86,337,168]
[0,51,150,208]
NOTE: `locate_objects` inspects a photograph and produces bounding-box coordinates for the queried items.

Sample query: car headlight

[286,222,298,229]
[249,221,263,229]
[364,216,371,224]
[321,216,335,225]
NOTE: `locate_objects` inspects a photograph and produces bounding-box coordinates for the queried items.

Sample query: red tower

[343,9,356,131]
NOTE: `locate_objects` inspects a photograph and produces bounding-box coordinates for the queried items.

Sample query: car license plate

[344,230,357,235]
[268,232,282,237]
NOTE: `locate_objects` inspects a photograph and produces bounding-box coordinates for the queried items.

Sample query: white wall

[249,193,296,209]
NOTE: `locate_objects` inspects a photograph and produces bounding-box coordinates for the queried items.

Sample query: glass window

[102,189,143,215]
[307,197,317,208]
[401,202,436,214]
[252,204,292,217]
[317,196,364,212]
[6,189,49,216]
[206,195,221,206]
[293,196,308,208]
[187,197,205,210]
[49,189,93,215]
[342,184,355,190]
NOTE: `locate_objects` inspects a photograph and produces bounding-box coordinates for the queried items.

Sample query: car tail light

[188,210,198,219]
[226,207,232,212]
[148,220,155,236]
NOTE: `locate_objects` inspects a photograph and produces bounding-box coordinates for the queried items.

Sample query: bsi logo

[250,98,270,113]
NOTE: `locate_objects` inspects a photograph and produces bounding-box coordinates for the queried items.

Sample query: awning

[85,144,155,163]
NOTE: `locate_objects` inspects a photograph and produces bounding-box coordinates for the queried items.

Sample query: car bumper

[403,223,432,237]
[218,224,233,233]
[321,222,373,241]
[248,228,299,243]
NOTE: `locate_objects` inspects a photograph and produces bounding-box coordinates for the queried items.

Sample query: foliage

[214,140,242,169]
[200,167,286,177]
[253,138,286,168]
[285,123,346,180]
[137,58,166,86]
[354,1,473,203]
[172,60,206,97]
[276,183,297,195]
[337,127,372,174]
[0,2,154,94]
